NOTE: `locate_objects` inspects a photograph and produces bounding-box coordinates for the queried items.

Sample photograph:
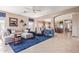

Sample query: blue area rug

[9,35,52,53]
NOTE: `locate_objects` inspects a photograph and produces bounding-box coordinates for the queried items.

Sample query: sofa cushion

[43,29,54,37]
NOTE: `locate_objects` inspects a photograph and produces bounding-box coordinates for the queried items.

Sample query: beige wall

[72,13,79,36]
[5,12,28,31]
[35,18,54,29]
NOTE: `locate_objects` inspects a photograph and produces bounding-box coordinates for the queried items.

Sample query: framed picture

[9,17,18,26]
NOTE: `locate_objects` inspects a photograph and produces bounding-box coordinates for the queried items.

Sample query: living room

[0,6,79,53]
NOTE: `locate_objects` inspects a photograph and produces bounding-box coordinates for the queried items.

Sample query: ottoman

[21,33,33,39]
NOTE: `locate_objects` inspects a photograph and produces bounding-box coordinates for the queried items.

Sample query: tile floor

[1,32,79,53]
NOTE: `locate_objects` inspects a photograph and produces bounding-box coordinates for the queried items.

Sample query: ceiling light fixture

[23,6,41,14]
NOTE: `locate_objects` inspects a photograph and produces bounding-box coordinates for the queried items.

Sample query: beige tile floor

[1,32,79,53]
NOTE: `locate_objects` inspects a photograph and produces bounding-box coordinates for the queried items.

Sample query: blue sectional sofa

[43,28,54,37]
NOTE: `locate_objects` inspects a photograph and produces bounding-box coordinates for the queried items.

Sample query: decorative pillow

[44,29,54,37]
[12,30,15,34]
[24,30,28,33]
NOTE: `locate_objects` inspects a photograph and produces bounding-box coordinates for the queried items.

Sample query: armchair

[3,29,14,45]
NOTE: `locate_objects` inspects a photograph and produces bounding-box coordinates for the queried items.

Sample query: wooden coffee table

[12,34,22,44]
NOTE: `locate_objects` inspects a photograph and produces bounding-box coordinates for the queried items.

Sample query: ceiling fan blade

[25,7,32,10]
[23,7,41,14]
[36,9,41,11]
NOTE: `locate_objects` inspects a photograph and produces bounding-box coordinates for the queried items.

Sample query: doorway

[54,13,72,33]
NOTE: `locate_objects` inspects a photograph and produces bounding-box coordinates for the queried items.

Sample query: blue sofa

[43,28,54,37]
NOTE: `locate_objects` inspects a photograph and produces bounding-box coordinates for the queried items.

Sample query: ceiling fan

[23,6,41,14]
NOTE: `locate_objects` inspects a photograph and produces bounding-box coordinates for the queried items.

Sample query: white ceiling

[0,6,75,18]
